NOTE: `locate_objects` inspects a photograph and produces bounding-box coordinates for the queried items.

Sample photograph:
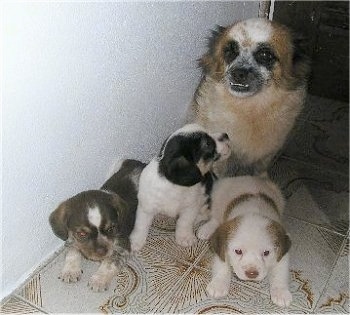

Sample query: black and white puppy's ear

[162,155,203,186]
[210,217,241,262]
[158,135,203,186]
[49,203,69,240]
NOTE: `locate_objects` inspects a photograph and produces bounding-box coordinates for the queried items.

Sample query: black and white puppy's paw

[49,159,146,291]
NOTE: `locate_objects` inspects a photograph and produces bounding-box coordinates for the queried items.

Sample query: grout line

[1,245,65,303]
[12,294,49,314]
[311,234,349,312]
[284,213,349,237]
[279,155,349,178]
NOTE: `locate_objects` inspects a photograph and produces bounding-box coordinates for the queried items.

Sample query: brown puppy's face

[200,18,309,97]
[49,190,129,261]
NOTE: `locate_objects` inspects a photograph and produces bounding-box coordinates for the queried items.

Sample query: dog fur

[129,123,230,252]
[197,175,292,307]
[186,18,309,176]
[49,159,146,291]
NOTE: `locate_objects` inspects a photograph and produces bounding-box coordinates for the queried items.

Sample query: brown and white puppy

[197,175,292,307]
[186,18,309,176]
[49,159,146,292]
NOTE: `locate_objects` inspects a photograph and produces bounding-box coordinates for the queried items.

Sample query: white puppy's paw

[206,279,229,298]
[197,223,215,240]
[59,268,82,283]
[270,287,292,307]
[88,274,111,292]
[176,233,197,247]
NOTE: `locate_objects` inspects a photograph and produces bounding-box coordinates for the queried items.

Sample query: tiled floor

[1,95,349,314]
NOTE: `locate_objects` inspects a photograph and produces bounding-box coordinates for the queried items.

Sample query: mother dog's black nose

[245,268,259,279]
[232,68,251,83]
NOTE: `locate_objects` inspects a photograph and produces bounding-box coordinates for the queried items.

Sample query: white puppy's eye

[263,250,270,256]
[235,249,242,255]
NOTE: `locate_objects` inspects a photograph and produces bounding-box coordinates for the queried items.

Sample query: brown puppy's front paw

[88,273,111,292]
[58,268,83,283]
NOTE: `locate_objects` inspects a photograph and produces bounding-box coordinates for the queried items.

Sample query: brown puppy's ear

[49,203,69,240]
[267,220,292,262]
[210,217,241,262]
[110,194,133,250]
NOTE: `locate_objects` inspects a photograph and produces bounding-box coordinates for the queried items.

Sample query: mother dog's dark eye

[224,40,239,64]
[235,249,242,255]
[263,250,270,256]
[254,46,277,70]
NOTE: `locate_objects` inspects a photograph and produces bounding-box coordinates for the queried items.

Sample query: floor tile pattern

[1,95,348,313]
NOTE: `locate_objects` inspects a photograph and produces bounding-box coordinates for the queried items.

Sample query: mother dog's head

[199,18,309,97]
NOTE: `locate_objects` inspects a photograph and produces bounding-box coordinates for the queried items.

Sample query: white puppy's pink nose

[245,268,259,279]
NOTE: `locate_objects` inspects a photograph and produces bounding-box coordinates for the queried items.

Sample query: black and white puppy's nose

[218,133,229,142]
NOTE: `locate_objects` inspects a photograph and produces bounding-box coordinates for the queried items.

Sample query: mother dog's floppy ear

[161,155,203,186]
[268,220,292,262]
[210,217,241,262]
[49,203,69,240]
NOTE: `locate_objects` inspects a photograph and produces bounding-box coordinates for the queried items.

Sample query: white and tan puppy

[186,18,309,176]
[130,124,230,252]
[198,176,292,307]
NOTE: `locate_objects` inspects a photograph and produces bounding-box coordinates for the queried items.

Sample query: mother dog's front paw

[270,287,292,307]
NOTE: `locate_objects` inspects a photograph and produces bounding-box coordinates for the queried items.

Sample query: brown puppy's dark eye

[76,231,88,240]
[263,250,270,256]
[235,249,242,255]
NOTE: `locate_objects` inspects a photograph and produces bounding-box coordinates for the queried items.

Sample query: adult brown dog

[186,18,309,176]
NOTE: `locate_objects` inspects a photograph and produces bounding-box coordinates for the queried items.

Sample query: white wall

[1,1,259,299]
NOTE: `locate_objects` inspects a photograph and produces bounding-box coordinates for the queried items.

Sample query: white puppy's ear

[268,220,292,262]
[210,217,241,262]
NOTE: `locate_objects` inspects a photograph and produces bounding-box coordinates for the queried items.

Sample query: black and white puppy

[49,159,146,292]
[130,124,231,252]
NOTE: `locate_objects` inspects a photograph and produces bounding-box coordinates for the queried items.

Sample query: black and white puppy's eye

[254,46,277,70]
[224,40,240,64]
[105,225,116,235]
